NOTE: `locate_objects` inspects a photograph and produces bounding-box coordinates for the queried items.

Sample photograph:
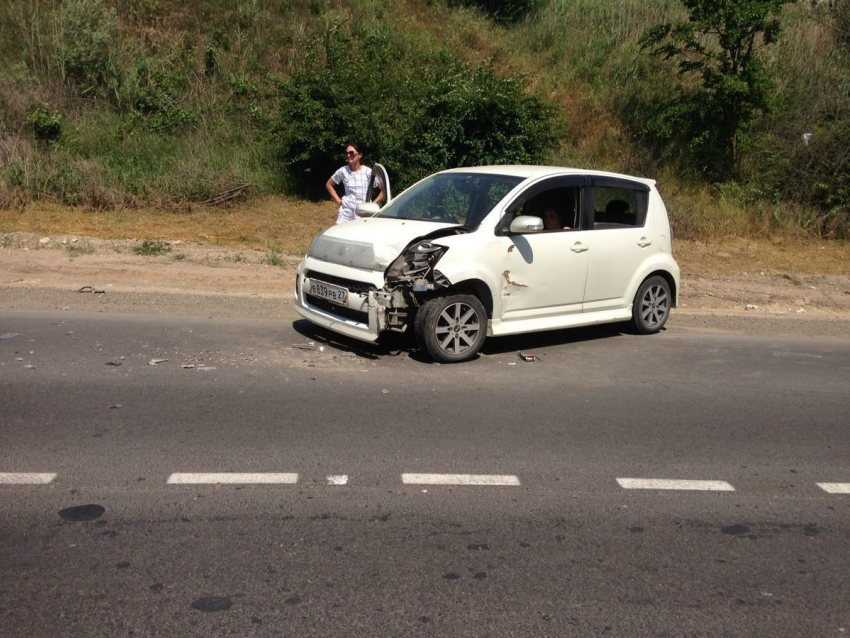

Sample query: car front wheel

[414,294,488,363]
[632,275,671,334]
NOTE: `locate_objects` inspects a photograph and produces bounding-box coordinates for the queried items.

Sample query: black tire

[632,275,672,334]
[414,294,488,363]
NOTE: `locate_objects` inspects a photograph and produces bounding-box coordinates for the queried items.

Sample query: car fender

[429,260,503,316]
[625,254,680,308]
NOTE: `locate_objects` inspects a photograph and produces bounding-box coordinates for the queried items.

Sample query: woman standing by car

[326,142,384,224]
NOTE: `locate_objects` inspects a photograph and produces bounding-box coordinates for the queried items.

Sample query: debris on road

[745,304,758,310]
[293,343,316,351]
[105,360,123,366]
[77,285,105,294]
[0,332,20,340]
[518,351,539,362]
[109,404,122,409]
[148,358,169,366]
[382,388,390,394]
[24,363,38,369]
[181,364,196,369]
[197,366,217,371]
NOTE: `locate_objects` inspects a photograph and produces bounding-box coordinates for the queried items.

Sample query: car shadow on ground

[291,319,414,360]
[293,319,652,364]
[481,322,639,357]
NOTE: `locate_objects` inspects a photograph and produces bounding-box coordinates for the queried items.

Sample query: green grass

[133,239,171,256]
[261,249,286,267]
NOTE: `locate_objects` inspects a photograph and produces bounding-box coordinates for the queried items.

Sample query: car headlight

[385,241,448,280]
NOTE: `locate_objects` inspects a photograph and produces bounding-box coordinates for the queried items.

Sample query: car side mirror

[355,202,381,218]
[509,215,544,234]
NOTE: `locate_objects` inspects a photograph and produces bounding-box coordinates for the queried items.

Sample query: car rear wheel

[632,275,671,334]
[414,294,487,363]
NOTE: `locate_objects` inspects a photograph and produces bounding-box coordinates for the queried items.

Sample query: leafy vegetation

[0,0,847,238]
[639,0,789,179]
[27,109,62,142]
[133,239,171,256]
[275,21,556,195]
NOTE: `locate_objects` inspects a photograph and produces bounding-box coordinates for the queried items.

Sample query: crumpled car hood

[307,217,456,271]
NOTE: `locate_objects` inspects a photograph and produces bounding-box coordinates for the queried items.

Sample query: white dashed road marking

[0,473,57,484]
[817,483,850,494]
[2,472,839,494]
[167,473,299,485]
[617,478,735,492]
[402,473,521,486]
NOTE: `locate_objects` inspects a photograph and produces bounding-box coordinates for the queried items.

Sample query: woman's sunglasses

[346,151,359,157]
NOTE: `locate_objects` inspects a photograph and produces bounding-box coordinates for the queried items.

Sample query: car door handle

[570,242,589,253]
[637,237,652,247]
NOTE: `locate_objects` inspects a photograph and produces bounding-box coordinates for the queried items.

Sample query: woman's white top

[331,165,381,224]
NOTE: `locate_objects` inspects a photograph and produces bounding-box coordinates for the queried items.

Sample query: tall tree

[640,0,793,179]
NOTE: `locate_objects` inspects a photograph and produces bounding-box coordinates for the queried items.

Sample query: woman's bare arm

[326,178,342,205]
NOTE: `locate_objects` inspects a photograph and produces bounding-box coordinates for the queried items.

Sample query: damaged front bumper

[294,253,449,344]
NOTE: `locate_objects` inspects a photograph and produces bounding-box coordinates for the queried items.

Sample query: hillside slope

[1,0,847,239]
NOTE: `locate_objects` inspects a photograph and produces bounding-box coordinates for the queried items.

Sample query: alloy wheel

[641,284,669,329]
[434,302,481,355]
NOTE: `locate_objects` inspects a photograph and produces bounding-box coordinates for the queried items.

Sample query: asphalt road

[1,309,848,637]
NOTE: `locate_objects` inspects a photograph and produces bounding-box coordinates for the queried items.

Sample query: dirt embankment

[2,231,850,336]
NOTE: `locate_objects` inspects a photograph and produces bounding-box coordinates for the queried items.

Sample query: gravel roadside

[2,232,850,338]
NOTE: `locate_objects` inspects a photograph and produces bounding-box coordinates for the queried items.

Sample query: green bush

[752,120,850,238]
[27,108,62,142]
[274,22,556,196]
[58,0,118,93]
[120,55,196,131]
[638,0,790,180]
[447,0,540,24]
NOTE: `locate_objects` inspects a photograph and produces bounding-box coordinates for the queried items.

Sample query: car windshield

[378,172,523,229]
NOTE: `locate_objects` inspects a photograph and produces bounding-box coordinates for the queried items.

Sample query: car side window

[591,185,648,229]
[508,186,580,232]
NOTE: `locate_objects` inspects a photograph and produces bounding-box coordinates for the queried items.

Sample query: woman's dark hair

[345,141,365,156]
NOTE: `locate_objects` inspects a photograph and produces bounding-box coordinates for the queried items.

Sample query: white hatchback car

[295,165,680,362]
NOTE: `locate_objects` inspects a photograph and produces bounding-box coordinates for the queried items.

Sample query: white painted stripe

[327,475,348,485]
[167,473,298,485]
[402,473,520,486]
[817,483,850,494]
[0,472,57,484]
[617,478,735,491]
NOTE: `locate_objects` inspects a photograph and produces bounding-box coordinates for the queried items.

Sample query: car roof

[440,165,656,186]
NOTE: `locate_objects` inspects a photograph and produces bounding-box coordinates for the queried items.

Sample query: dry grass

[675,237,850,276]
[0,197,338,255]
[2,198,848,276]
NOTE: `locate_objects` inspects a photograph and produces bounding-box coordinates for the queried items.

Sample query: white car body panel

[495,231,590,321]
[312,217,456,270]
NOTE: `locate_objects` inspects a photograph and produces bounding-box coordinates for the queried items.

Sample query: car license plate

[309,280,349,306]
